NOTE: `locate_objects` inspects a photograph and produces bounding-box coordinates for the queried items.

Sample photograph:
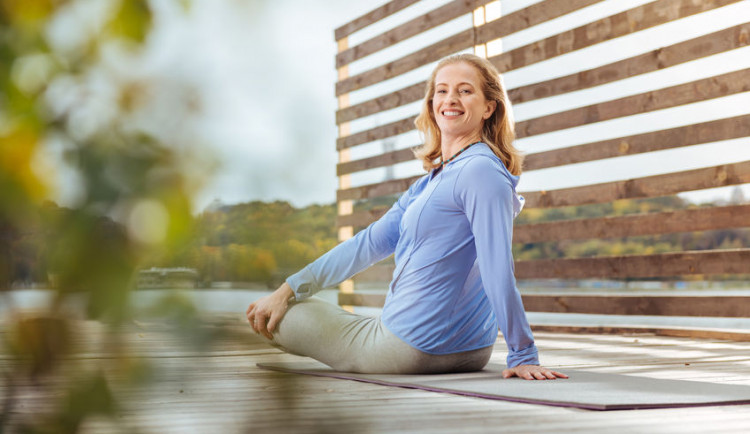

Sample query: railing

[333,0,750,334]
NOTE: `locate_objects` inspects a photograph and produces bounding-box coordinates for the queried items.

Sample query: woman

[247,53,566,380]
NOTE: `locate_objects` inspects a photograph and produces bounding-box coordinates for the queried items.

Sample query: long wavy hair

[413,53,523,175]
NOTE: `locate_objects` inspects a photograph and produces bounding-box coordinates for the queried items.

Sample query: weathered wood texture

[338,292,750,318]
[516,68,750,139]
[334,0,420,40]
[4,316,750,432]
[338,67,750,150]
[335,0,616,96]
[508,22,750,104]
[336,0,485,68]
[337,160,750,210]
[337,147,416,176]
[352,248,750,284]
[488,0,742,73]
[522,161,750,209]
[514,249,750,279]
[513,204,750,244]
[524,115,750,171]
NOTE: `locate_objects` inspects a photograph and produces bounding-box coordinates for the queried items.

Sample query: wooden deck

[3,313,750,433]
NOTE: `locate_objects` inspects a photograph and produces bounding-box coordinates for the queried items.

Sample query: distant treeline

[4,191,748,288]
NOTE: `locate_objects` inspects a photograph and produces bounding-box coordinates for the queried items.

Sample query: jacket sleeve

[454,156,538,368]
[285,181,414,301]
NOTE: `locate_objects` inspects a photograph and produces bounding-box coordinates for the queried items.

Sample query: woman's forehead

[434,62,482,86]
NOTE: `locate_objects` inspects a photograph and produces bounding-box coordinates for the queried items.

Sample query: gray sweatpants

[256,297,492,374]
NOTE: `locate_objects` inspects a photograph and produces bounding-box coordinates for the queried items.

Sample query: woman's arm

[455,156,565,379]
[285,177,421,300]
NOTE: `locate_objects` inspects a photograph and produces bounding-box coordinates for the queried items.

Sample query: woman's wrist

[276,282,295,302]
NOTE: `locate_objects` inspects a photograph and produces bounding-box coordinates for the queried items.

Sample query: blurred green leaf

[108,0,152,43]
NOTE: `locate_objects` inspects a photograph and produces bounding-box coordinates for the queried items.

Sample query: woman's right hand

[246,282,295,340]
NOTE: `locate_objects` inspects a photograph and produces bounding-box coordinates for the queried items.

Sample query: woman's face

[432,62,496,142]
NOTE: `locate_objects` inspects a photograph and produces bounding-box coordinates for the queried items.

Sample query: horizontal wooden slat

[336,28,474,96]
[336,67,750,150]
[336,0,484,68]
[516,68,750,139]
[524,160,750,209]
[334,0,420,41]
[339,292,750,318]
[514,204,750,244]
[337,207,389,228]
[337,82,424,125]
[515,249,750,279]
[489,0,742,73]
[524,115,750,171]
[337,175,420,201]
[509,21,750,104]
[474,0,604,46]
[529,324,750,342]
[337,148,416,177]
[335,0,614,97]
[522,295,750,317]
[337,116,417,150]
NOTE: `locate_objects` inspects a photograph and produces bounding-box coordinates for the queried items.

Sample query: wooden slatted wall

[333,0,750,326]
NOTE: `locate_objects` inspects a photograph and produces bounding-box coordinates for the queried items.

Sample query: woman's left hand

[502,365,568,380]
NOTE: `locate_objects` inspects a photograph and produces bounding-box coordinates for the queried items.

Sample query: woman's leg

[254,297,492,374]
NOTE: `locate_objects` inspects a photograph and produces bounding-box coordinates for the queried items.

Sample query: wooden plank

[336,28,474,96]
[336,19,750,125]
[474,0,604,45]
[489,0,742,73]
[335,68,750,149]
[509,22,750,104]
[337,207,389,228]
[524,115,750,171]
[514,249,750,279]
[339,292,750,318]
[523,161,750,209]
[338,160,750,208]
[337,82,424,125]
[337,116,417,150]
[516,68,750,139]
[336,0,485,68]
[530,325,750,342]
[337,147,415,176]
[513,204,750,244]
[335,0,614,97]
[334,0,421,41]
[337,175,420,201]
[522,295,750,317]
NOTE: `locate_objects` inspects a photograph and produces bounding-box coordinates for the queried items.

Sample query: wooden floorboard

[1,313,750,433]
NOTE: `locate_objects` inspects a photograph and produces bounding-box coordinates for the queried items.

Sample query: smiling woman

[247,53,566,381]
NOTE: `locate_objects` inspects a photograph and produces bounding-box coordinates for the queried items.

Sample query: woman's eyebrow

[435,81,475,87]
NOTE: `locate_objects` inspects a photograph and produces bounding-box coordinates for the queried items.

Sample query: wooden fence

[333,0,750,336]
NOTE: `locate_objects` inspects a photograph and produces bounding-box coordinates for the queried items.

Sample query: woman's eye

[436,89,446,94]
[460,89,471,94]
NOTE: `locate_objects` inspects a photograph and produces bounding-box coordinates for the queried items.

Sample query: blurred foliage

[0,0,226,432]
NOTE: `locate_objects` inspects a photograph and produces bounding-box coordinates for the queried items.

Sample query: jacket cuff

[506,342,539,368]
[285,268,320,301]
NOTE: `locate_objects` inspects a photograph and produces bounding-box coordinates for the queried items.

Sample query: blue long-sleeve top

[286,142,538,368]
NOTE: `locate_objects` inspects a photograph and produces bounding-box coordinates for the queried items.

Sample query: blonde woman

[247,54,566,381]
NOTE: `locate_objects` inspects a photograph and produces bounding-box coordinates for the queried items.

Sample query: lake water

[3,288,750,331]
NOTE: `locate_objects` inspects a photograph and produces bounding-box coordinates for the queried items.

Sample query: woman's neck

[441,134,482,161]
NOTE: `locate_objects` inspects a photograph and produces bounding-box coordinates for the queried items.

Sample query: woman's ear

[484,100,497,119]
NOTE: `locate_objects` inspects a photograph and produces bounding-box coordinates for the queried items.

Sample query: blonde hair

[413,53,523,175]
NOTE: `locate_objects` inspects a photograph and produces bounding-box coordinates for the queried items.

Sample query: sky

[41,0,750,210]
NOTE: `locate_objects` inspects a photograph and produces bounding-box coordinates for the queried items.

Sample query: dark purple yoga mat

[257,361,750,411]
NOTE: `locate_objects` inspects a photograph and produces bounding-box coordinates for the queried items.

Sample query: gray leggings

[258,297,492,374]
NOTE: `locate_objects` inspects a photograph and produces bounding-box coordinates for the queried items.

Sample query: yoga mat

[257,361,750,411]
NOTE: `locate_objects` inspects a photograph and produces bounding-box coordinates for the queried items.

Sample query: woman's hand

[246,282,295,340]
[502,364,568,380]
